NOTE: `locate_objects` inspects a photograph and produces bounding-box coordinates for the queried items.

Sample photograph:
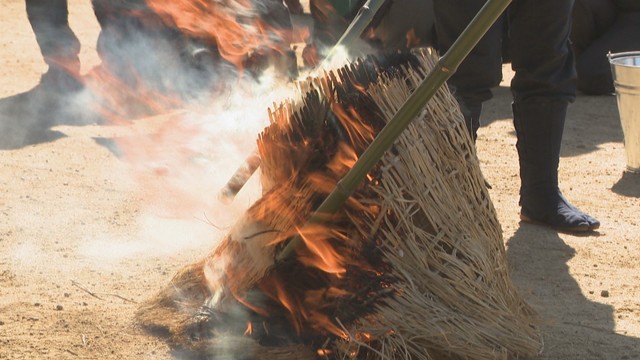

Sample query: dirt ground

[1,1,639,359]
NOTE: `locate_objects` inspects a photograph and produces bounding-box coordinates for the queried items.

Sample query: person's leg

[26,0,81,78]
[433,0,503,141]
[508,0,599,232]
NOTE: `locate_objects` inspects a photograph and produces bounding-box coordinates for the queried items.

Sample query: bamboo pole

[322,0,388,64]
[276,0,513,261]
[217,0,389,202]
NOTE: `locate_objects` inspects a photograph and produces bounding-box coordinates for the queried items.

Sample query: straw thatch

[328,48,543,359]
[136,47,543,359]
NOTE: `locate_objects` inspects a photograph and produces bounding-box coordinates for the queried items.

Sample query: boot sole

[520,213,600,233]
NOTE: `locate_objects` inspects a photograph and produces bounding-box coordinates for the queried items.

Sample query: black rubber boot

[513,100,600,232]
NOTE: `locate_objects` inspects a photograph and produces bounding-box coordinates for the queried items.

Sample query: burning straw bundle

[136,47,543,359]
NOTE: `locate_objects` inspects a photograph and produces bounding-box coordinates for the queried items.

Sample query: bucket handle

[608,51,640,64]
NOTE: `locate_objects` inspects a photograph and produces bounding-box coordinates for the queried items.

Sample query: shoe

[520,190,600,232]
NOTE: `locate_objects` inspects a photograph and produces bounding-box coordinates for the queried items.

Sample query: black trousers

[433,0,577,106]
[26,0,81,72]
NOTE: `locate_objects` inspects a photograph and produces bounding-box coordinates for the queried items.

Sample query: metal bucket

[608,51,640,173]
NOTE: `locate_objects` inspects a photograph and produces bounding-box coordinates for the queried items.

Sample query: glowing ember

[405,28,422,48]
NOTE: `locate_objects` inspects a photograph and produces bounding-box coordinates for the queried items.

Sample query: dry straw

[331,48,543,359]
[137,47,543,359]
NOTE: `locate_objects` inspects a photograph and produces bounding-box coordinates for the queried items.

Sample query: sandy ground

[1,1,640,359]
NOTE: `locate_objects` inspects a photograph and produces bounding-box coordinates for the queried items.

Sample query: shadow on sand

[611,171,640,198]
[0,83,105,150]
[506,226,640,359]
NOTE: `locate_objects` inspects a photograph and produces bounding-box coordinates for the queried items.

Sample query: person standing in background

[433,0,600,232]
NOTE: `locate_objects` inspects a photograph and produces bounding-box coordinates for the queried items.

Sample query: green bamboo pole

[277,0,512,262]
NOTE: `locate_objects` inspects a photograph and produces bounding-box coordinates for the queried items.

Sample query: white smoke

[3,0,301,270]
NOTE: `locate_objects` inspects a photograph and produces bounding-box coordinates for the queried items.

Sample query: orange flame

[233,69,388,338]
[258,273,304,334]
[296,224,346,275]
[327,142,358,176]
[259,273,353,338]
[214,87,386,345]
[317,348,332,357]
[244,321,253,336]
[146,0,298,70]
[332,103,375,151]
